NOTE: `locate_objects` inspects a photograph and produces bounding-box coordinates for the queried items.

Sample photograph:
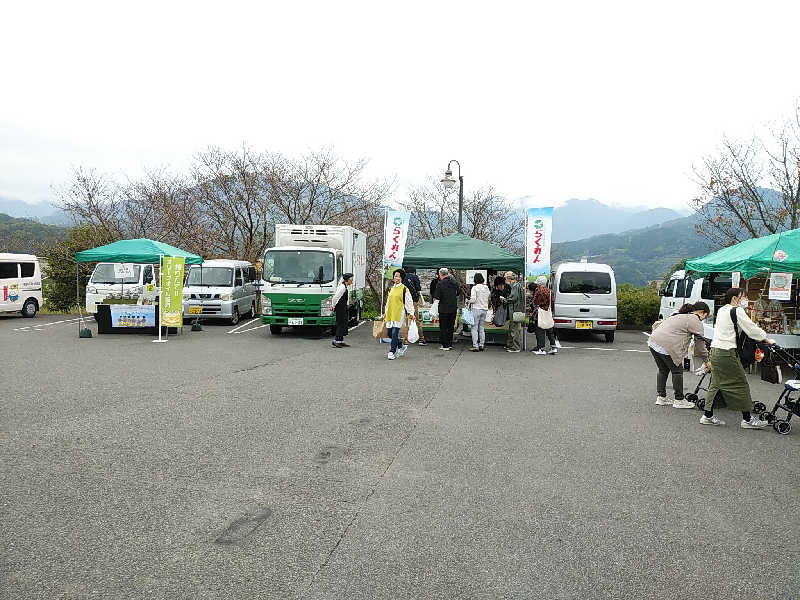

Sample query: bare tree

[57,167,123,238]
[692,109,800,247]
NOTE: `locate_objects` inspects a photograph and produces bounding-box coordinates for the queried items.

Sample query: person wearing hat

[331,272,354,348]
[531,275,557,355]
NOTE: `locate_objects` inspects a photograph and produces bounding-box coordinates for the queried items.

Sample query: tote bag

[493,304,507,326]
[538,307,555,329]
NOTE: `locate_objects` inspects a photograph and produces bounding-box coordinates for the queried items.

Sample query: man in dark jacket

[331,273,353,348]
[433,267,459,350]
[403,268,426,345]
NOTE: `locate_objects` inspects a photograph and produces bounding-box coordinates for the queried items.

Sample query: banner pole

[381,208,387,315]
[153,254,166,343]
[523,205,528,351]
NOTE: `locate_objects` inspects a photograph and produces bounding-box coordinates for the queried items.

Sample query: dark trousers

[649,348,684,400]
[534,325,556,350]
[439,312,456,348]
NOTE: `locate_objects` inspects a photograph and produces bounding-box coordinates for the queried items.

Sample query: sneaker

[548,348,558,355]
[439,346,446,350]
[339,342,350,347]
[469,347,480,352]
[396,345,407,357]
[506,348,521,353]
[442,347,452,351]
[332,342,343,348]
[700,415,726,426]
[479,346,484,351]
[531,349,546,355]
[655,396,673,406]
[672,399,696,409]
[387,352,396,360]
[741,417,768,429]
[418,340,427,346]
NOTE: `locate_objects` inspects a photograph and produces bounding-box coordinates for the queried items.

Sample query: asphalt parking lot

[1,314,798,599]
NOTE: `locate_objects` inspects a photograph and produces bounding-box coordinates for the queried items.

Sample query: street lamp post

[440,159,463,233]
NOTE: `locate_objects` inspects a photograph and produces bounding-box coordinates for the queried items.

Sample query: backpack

[729,306,758,368]
[403,278,419,302]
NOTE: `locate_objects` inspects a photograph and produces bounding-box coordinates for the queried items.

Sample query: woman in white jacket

[701,288,775,429]
[467,272,490,351]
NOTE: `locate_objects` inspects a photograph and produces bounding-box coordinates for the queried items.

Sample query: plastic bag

[430,299,439,320]
[485,309,494,323]
[461,306,475,326]
[408,320,419,343]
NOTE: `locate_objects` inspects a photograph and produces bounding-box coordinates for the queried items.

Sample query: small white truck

[260,224,367,334]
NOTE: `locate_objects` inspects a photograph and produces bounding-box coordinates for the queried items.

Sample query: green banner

[160,256,185,328]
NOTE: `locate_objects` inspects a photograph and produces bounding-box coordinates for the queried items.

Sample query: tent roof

[685,228,800,279]
[75,239,203,264]
[402,233,524,272]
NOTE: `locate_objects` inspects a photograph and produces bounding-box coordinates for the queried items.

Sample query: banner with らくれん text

[383,210,411,279]
[525,207,553,282]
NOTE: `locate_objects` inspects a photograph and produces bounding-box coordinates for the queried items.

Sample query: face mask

[739,300,748,309]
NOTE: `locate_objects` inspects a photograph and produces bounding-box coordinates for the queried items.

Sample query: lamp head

[440,168,456,189]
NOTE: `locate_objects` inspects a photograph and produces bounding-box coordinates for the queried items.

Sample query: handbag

[512,311,525,323]
[372,319,387,339]
[461,305,475,326]
[538,307,554,329]
[493,304,507,326]
[485,308,494,323]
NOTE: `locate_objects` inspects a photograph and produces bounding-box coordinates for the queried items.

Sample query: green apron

[705,348,753,411]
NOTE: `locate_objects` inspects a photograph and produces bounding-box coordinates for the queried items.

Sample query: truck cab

[85,262,157,315]
[658,270,726,320]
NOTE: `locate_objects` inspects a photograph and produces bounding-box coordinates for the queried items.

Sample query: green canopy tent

[685,228,800,279]
[402,233,524,272]
[75,238,203,264]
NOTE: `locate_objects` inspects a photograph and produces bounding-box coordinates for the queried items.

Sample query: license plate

[288,318,303,326]
[189,305,202,314]
[576,320,593,329]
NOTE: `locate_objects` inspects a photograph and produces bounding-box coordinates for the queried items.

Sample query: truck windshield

[559,272,612,294]
[186,267,233,287]
[90,263,142,285]
[264,250,335,284]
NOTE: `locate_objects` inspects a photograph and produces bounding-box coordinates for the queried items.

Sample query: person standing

[331,272,354,348]
[504,271,524,352]
[467,272,490,351]
[647,301,711,408]
[384,269,416,360]
[434,267,459,351]
[402,268,426,346]
[701,288,774,428]
[531,275,557,355]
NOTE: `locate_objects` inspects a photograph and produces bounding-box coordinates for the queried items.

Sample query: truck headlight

[262,295,272,315]
[320,295,333,317]
[87,285,97,294]
[182,292,190,300]
[220,293,232,301]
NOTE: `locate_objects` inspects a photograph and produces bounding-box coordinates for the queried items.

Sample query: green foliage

[362,289,380,320]
[0,213,69,254]
[617,283,660,330]
[39,224,119,312]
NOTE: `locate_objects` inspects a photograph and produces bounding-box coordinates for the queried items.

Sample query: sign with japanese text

[113,263,136,279]
[383,210,411,279]
[160,256,185,327]
[525,207,553,282]
[768,272,792,301]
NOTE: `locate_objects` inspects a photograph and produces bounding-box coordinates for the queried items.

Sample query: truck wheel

[269,325,282,335]
[247,302,255,318]
[21,299,38,318]
[230,306,240,325]
[604,331,615,343]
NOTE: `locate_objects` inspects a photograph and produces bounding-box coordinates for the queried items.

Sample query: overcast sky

[2,0,799,211]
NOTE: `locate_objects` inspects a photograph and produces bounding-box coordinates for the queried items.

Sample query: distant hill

[550,198,684,243]
[551,214,713,285]
[0,213,70,254]
[0,197,72,225]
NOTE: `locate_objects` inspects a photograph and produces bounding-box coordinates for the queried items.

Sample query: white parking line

[233,324,269,334]
[227,318,258,334]
[623,349,651,353]
[555,339,562,348]
[642,331,651,337]
[14,317,84,331]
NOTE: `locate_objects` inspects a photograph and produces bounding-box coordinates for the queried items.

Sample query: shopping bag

[493,305,507,326]
[512,311,526,323]
[372,319,387,339]
[485,309,494,323]
[408,321,420,344]
[538,307,554,329]
[461,306,475,326]
[430,299,439,320]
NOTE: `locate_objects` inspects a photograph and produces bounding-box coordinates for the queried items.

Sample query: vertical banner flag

[383,210,411,279]
[525,207,554,282]
[160,256,185,328]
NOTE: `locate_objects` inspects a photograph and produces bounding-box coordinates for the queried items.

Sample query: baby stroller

[757,344,800,435]
[684,370,710,410]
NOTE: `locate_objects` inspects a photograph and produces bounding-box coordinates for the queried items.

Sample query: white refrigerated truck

[260,224,367,334]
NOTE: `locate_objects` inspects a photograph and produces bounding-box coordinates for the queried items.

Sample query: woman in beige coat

[648,301,711,409]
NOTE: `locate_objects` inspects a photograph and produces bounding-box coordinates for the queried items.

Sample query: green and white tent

[685,228,800,279]
[402,233,523,273]
[75,239,203,264]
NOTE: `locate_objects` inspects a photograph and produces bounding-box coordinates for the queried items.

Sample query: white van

[182,259,258,325]
[0,253,42,317]
[552,262,618,342]
[85,262,158,315]
[658,270,728,320]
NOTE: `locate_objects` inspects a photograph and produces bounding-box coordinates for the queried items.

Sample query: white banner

[525,207,554,282]
[383,210,411,271]
[769,272,792,301]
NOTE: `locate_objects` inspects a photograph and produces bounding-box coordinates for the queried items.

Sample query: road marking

[227,318,258,334]
[234,324,269,334]
[13,316,84,331]
[623,349,651,353]
[642,331,651,337]
[555,339,563,348]
[580,347,617,351]
[349,320,366,330]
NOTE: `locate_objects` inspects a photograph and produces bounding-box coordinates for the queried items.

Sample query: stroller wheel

[774,420,792,435]
[752,402,766,414]
[685,393,698,403]
[695,397,707,409]
[761,412,776,424]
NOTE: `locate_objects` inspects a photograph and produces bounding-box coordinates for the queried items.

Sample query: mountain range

[0,197,71,225]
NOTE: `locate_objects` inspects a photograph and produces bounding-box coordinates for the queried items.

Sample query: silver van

[183,259,258,324]
[552,262,618,342]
